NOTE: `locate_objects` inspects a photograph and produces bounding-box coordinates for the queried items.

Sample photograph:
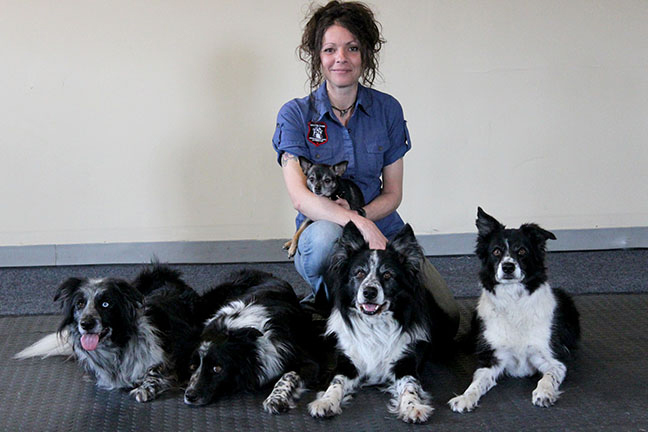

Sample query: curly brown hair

[298,1,385,93]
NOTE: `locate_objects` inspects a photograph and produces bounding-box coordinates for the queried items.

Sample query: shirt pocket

[365,136,390,174]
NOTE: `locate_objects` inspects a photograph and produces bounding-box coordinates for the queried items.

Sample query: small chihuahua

[284,156,365,258]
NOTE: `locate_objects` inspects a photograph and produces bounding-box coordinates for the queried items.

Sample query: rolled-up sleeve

[272,102,309,165]
[383,98,411,166]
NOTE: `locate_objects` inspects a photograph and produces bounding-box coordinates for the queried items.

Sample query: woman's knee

[298,220,343,254]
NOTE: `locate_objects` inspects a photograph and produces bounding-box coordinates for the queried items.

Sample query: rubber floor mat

[1,294,647,431]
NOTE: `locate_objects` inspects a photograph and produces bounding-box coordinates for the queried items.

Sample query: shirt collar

[313,82,373,121]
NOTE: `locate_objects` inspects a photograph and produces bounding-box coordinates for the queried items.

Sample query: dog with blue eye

[15,265,201,402]
[448,207,580,412]
[283,156,365,258]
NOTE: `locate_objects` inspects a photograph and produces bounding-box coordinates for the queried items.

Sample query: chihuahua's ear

[298,156,313,174]
[332,160,349,177]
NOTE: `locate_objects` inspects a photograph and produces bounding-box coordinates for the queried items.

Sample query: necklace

[331,99,356,117]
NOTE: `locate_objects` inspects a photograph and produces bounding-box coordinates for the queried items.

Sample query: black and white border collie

[308,222,457,424]
[15,265,200,402]
[448,207,580,412]
[183,269,320,414]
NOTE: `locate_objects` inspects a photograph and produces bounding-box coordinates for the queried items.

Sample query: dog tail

[14,330,73,360]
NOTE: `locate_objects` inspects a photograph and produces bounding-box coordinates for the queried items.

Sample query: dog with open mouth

[15,265,201,402]
[307,222,457,424]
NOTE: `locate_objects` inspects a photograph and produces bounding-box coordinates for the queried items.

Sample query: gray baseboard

[1,227,646,268]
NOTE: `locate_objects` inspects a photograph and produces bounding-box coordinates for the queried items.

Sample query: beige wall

[1,0,646,247]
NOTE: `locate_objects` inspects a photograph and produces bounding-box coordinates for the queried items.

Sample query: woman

[273,1,458,326]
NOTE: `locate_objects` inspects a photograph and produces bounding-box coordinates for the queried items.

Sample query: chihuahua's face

[299,157,348,198]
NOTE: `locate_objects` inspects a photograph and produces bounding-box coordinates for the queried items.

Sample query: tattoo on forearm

[281,152,298,167]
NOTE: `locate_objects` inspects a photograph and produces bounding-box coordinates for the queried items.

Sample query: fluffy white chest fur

[477,282,556,377]
[327,309,427,386]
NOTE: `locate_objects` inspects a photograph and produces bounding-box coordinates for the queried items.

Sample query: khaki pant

[420,258,460,335]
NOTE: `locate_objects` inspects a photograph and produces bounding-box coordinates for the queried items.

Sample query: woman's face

[320,24,363,91]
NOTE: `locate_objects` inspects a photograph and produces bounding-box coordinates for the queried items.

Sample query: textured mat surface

[2,249,647,315]
[2,294,647,431]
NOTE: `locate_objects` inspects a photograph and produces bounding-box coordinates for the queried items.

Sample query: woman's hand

[351,215,387,250]
[333,197,351,210]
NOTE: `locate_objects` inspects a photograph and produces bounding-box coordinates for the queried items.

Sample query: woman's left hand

[333,198,351,210]
[352,215,387,250]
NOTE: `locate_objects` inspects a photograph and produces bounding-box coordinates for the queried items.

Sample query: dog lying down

[183,269,322,414]
[16,266,323,412]
[309,222,458,424]
[448,207,580,412]
[15,265,201,402]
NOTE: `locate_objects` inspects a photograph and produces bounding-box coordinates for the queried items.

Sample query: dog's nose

[362,286,378,301]
[184,389,197,403]
[502,262,516,274]
[80,317,96,331]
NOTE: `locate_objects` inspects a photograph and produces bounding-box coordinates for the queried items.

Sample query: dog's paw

[532,382,561,407]
[263,394,294,414]
[308,396,342,419]
[448,394,478,413]
[130,385,156,403]
[398,402,434,424]
[287,242,297,258]
[282,240,292,251]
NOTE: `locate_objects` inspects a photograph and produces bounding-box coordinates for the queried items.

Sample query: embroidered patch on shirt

[307,122,328,146]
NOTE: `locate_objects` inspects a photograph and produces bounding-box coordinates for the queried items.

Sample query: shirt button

[315,154,320,159]
[378,146,383,151]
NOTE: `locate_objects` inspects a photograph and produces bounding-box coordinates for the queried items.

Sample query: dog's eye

[189,363,198,372]
[101,302,110,308]
[76,300,86,309]
[382,272,392,280]
[355,270,366,279]
[324,179,332,184]
[212,365,222,374]
[492,248,502,257]
[517,248,527,256]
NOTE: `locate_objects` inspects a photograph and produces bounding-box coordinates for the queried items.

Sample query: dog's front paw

[398,402,434,424]
[308,396,342,419]
[448,394,478,413]
[130,385,156,403]
[263,393,296,414]
[532,381,561,407]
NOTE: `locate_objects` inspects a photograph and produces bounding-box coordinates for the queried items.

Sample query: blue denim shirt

[273,82,411,239]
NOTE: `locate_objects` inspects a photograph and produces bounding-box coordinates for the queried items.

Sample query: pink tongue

[362,303,378,312]
[81,334,100,351]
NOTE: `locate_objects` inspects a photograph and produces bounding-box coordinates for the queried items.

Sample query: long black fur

[448,207,580,413]
[183,269,321,413]
[308,222,457,423]
[17,264,201,402]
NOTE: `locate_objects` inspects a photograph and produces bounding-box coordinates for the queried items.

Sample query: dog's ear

[112,279,144,307]
[326,222,367,279]
[298,156,313,174]
[476,207,505,237]
[336,222,367,254]
[520,223,557,249]
[332,160,349,177]
[54,277,85,303]
[388,224,425,274]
